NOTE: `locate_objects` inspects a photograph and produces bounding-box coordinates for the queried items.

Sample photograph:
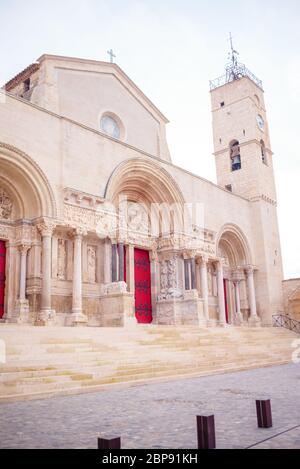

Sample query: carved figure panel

[57,239,67,280]
[87,245,97,283]
[0,189,12,220]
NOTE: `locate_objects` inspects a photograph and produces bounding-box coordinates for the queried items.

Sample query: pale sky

[0,0,299,279]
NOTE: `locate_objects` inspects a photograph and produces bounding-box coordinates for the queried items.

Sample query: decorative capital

[18,244,31,255]
[200,255,209,265]
[245,265,255,276]
[73,227,87,239]
[183,249,197,260]
[150,250,158,262]
[216,257,225,270]
[36,220,56,237]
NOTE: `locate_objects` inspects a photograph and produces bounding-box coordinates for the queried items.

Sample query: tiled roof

[4,63,40,91]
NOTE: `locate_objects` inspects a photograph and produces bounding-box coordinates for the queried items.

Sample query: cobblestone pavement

[0,363,300,449]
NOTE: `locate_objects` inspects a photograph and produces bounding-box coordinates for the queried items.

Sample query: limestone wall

[283,278,300,321]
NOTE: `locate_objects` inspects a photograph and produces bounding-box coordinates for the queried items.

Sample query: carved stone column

[69,228,88,326]
[118,242,125,282]
[200,256,209,320]
[216,260,226,325]
[111,241,118,283]
[13,244,31,324]
[36,221,56,326]
[150,250,159,323]
[127,244,135,293]
[190,256,196,290]
[184,258,191,291]
[233,281,243,325]
[103,237,112,284]
[246,266,261,326]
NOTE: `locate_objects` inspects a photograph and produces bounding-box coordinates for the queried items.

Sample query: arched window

[230,140,241,171]
[260,140,267,165]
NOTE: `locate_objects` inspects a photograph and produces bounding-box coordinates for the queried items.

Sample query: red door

[223,279,229,324]
[134,249,152,324]
[0,241,6,319]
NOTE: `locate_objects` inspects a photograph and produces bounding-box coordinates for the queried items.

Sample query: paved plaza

[0,363,299,449]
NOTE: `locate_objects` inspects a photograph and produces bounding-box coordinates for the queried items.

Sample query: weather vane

[107,49,116,64]
[226,33,241,82]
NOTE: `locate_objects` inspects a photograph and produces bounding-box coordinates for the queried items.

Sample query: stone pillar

[200,256,209,320]
[233,281,243,325]
[190,256,196,290]
[36,221,56,326]
[127,244,135,293]
[70,228,88,326]
[111,242,118,283]
[246,266,261,326]
[19,245,30,301]
[184,258,191,290]
[216,260,226,325]
[103,237,112,284]
[118,242,125,282]
[13,244,31,323]
[150,250,159,323]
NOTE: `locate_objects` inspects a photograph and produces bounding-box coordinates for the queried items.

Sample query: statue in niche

[87,246,96,283]
[127,202,149,233]
[57,239,67,280]
[0,189,13,220]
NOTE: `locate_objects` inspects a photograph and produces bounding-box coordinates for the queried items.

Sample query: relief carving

[158,258,183,300]
[0,189,12,220]
[87,246,96,283]
[57,239,67,280]
[127,202,149,233]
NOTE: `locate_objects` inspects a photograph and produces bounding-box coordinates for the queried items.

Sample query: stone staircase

[0,324,296,403]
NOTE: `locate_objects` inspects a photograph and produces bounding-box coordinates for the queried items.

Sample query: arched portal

[217,224,252,324]
[0,143,57,219]
[105,158,186,236]
[105,158,186,324]
[0,143,57,321]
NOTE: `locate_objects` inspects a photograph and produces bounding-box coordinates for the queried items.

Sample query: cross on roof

[107,49,116,63]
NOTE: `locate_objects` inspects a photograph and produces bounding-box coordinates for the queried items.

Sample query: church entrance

[134,248,152,324]
[0,241,6,319]
[223,279,229,324]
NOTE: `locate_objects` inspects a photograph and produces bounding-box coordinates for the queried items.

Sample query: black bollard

[197,415,216,449]
[98,436,121,449]
[256,400,273,428]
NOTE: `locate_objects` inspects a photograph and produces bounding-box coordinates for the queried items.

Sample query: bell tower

[210,37,284,322]
[210,38,276,202]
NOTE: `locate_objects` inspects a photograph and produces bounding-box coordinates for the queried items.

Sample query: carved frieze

[64,204,117,235]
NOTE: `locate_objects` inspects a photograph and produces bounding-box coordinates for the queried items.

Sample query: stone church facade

[0,54,285,328]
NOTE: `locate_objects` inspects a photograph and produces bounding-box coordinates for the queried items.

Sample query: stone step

[0,324,296,402]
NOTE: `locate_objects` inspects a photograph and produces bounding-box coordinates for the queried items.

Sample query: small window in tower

[225,184,232,192]
[24,78,30,93]
[243,129,246,136]
[261,140,268,165]
[219,138,222,144]
[230,140,241,172]
[220,101,225,107]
